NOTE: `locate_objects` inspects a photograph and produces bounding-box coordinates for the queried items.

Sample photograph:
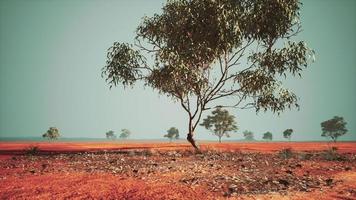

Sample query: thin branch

[134,38,159,53]
[204,51,229,102]
[227,39,254,63]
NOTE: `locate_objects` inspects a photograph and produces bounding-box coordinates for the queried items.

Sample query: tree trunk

[186,118,200,152]
[218,137,221,143]
[187,131,200,152]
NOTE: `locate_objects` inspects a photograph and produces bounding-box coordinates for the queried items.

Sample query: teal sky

[0,0,355,141]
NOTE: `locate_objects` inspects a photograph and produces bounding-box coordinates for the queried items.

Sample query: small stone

[345,166,352,171]
[326,178,333,186]
[278,179,289,187]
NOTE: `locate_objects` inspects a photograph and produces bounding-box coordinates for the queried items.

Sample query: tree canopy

[164,127,180,142]
[102,0,314,150]
[263,131,273,141]
[106,130,116,140]
[42,127,60,141]
[243,130,254,141]
[200,107,237,143]
[321,116,348,142]
[119,129,131,139]
[283,128,293,141]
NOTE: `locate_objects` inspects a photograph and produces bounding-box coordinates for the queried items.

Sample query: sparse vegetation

[283,129,293,141]
[321,116,348,142]
[24,145,39,155]
[279,148,293,159]
[200,108,238,143]
[102,0,314,150]
[164,127,179,142]
[323,146,345,161]
[42,127,60,141]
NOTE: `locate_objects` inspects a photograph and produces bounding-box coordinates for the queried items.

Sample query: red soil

[0,141,355,200]
[0,141,355,154]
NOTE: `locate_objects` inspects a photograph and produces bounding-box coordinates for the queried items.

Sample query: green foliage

[106,130,116,140]
[102,43,147,88]
[243,130,254,141]
[119,129,131,139]
[283,128,293,141]
[200,108,238,142]
[42,127,60,141]
[262,131,273,141]
[102,0,314,148]
[164,127,180,142]
[278,148,293,159]
[321,116,348,142]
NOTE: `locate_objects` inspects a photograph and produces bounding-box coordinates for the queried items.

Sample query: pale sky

[0,0,355,141]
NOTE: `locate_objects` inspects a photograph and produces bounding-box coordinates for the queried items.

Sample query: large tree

[102,0,314,150]
[321,116,348,142]
[200,107,238,143]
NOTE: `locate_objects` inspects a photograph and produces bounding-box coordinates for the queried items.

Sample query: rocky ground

[0,147,355,199]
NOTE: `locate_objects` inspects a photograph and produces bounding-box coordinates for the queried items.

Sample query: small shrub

[279,148,294,159]
[25,145,39,155]
[299,153,313,160]
[323,146,345,161]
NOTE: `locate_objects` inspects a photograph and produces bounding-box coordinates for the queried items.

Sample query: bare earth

[0,141,355,200]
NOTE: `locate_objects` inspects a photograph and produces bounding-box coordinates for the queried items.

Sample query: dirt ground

[0,141,355,200]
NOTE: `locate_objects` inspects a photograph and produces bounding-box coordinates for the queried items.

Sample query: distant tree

[106,130,116,140]
[263,131,273,141]
[243,130,254,141]
[200,108,238,143]
[283,129,293,141]
[102,0,314,151]
[164,127,180,142]
[42,127,60,141]
[321,116,348,142]
[119,129,131,139]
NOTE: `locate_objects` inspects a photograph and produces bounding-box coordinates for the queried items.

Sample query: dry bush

[278,148,294,159]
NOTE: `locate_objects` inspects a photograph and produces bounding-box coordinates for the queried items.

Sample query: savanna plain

[0,141,355,200]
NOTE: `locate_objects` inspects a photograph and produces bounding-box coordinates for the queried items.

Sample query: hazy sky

[0,0,355,141]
